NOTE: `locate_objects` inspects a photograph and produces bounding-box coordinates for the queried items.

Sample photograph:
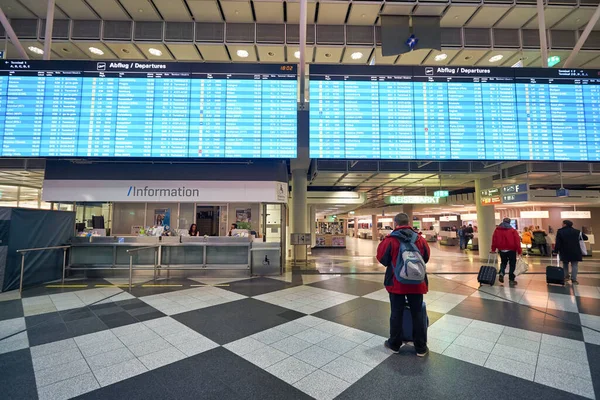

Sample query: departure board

[0,60,297,158]
[310,65,600,161]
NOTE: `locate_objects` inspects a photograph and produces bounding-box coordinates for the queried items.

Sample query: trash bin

[251,243,281,276]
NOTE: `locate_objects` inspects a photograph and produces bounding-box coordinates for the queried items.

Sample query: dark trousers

[499,250,517,281]
[536,243,547,256]
[388,292,426,353]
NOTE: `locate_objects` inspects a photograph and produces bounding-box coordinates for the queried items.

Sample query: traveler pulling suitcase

[401,301,429,342]
[478,253,497,287]
[546,254,565,286]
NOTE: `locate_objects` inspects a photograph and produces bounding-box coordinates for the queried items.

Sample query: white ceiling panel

[119,0,162,21]
[105,42,147,59]
[135,43,174,60]
[166,44,202,60]
[494,6,536,29]
[256,45,285,62]
[86,0,130,20]
[286,46,314,62]
[227,44,257,62]
[449,49,487,66]
[552,8,593,30]
[466,5,511,28]
[17,0,68,18]
[347,3,381,26]
[153,0,192,21]
[582,55,600,68]
[55,0,98,19]
[525,7,572,29]
[373,47,398,65]
[422,49,461,65]
[286,0,317,24]
[440,5,478,28]
[187,0,223,21]
[220,1,253,23]
[380,3,416,16]
[476,50,515,66]
[314,47,343,63]
[197,44,230,61]
[413,4,447,16]
[317,2,349,24]
[396,49,430,65]
[6,41,49,59]
[73,42,119,59]
[501,50,540,67]
[52,42,89,59]
[342,47,373,64]
[253,1,284,23]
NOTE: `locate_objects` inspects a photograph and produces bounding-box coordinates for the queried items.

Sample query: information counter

[69,236,258,272]
[315,234,346,248]
[439,231,458,246]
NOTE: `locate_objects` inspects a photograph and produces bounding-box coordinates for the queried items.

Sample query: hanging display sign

[480,188,500,197]
[385,196,440,205]
[502,193,529,203]
[461,213,478,220]
[560,211,591,219]
[422,217,436,222]
[520,211,549,218]
[434,190,449,198]
[502,183,528,194]
[481,196,502,205]
[439,215,458,222]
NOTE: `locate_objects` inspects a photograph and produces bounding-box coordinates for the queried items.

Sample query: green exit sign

[548,56,561,67]
[434,190,449,198]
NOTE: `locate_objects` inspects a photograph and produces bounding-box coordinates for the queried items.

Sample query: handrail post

[153,247,157,282]
[19,253,25,294]
[129,254,133,292]
[62,247,67,284]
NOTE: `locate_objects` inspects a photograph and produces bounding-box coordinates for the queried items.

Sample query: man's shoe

[498,275,504,283]
[566,274,571,280]
[416,347,429,357]
[572,280,579,285]
[509,280,518,286]
[384,340,400,354]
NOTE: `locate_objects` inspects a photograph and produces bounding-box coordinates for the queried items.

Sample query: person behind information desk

[491,217,522,286]
[228,223,237,236]
[376,213,430,357]
[189,223,199,237]
[554,220,588,285]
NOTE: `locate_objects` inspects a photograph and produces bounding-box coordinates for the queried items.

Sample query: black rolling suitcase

[546,255,565,286]
[401,301,429,342]
[478,253,497,287]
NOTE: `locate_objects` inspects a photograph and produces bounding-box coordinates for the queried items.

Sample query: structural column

[402,205,413,225]
[354,217,358,238]
[371,215,378,241]
[309,205,316,248]
[291,169,308,259]
[475,177,496,261]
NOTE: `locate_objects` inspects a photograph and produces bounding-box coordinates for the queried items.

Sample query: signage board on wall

[42,180,289,203]
[439,215,458,222]
[422,217,436,222]
[560,211,591,219]
[385,196,440,205]
[520,211,549,218]
[502,193,529,203]
[461,213,478,220]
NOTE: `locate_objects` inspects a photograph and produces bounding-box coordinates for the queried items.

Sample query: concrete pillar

[402,205,413,225]
[354,217,358,238]
[371,215,379,241]
[475,177,496,260]
[291,169,308,259]
[309,205,316,247]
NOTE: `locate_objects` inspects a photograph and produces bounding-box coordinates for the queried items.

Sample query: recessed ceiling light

[61,48,70,53]
[267,51,275,57]
[325,53,332,58]
[28,46,43,55]
[148,48,162,56]
[138,8,143,13]
[89,46,104,55]
[121,48,130,54]
[351,52,363,60]
[489,54,504,63]
[434,53,448,62]
[294,51,300,59]
[464,55,472,60]
[236,49,249,58]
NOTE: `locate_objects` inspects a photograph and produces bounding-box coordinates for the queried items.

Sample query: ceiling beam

[563,4,600,68]
[43,0,56,60]
[0,7,29,59]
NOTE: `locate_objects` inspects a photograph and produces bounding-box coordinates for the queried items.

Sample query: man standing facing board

[376,213,430,357]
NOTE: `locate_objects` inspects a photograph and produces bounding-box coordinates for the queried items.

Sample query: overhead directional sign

[502,183,528,194]
[434,190,449,198]
[385,195,440,205]
[480,188,500,197]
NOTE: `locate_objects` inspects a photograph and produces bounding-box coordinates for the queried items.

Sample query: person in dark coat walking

[554,220,588,285]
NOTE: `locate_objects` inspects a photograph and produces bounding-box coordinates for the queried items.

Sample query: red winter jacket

[491,225,522,254]
[376,226,430,295]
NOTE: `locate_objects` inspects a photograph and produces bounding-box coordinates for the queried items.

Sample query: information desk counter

[315,234,346,248]
[438,231,458,246]
[68,236,270,273]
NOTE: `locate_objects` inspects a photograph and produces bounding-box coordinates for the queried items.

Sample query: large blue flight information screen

[0,60,297,158]
[309,65,600,161]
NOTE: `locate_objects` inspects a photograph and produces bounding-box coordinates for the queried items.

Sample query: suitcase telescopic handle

[488,252,497,267]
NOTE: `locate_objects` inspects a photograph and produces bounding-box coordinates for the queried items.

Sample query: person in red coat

[377,213,430,357]
[491,217,522,285]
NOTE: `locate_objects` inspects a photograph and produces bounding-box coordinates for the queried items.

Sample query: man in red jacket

[491,217,522,285]
[377,213,430,357]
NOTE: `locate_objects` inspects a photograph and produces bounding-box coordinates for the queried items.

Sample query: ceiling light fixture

[294,51,300,59]
[434,53,448,62]
[488,54,504,63]
[89,46,104,55]
[148,48,162,56]
[236,49,249,58]
[28,46,43,55]
[351,52,363,60]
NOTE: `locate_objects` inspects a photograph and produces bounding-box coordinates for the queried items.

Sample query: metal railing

[126,246,160,291]
[16,245,71,293]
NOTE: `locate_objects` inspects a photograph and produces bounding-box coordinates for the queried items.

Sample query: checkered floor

[1,272,600,400]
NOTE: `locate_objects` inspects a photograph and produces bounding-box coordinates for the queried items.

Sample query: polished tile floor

[1,243,600,400]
